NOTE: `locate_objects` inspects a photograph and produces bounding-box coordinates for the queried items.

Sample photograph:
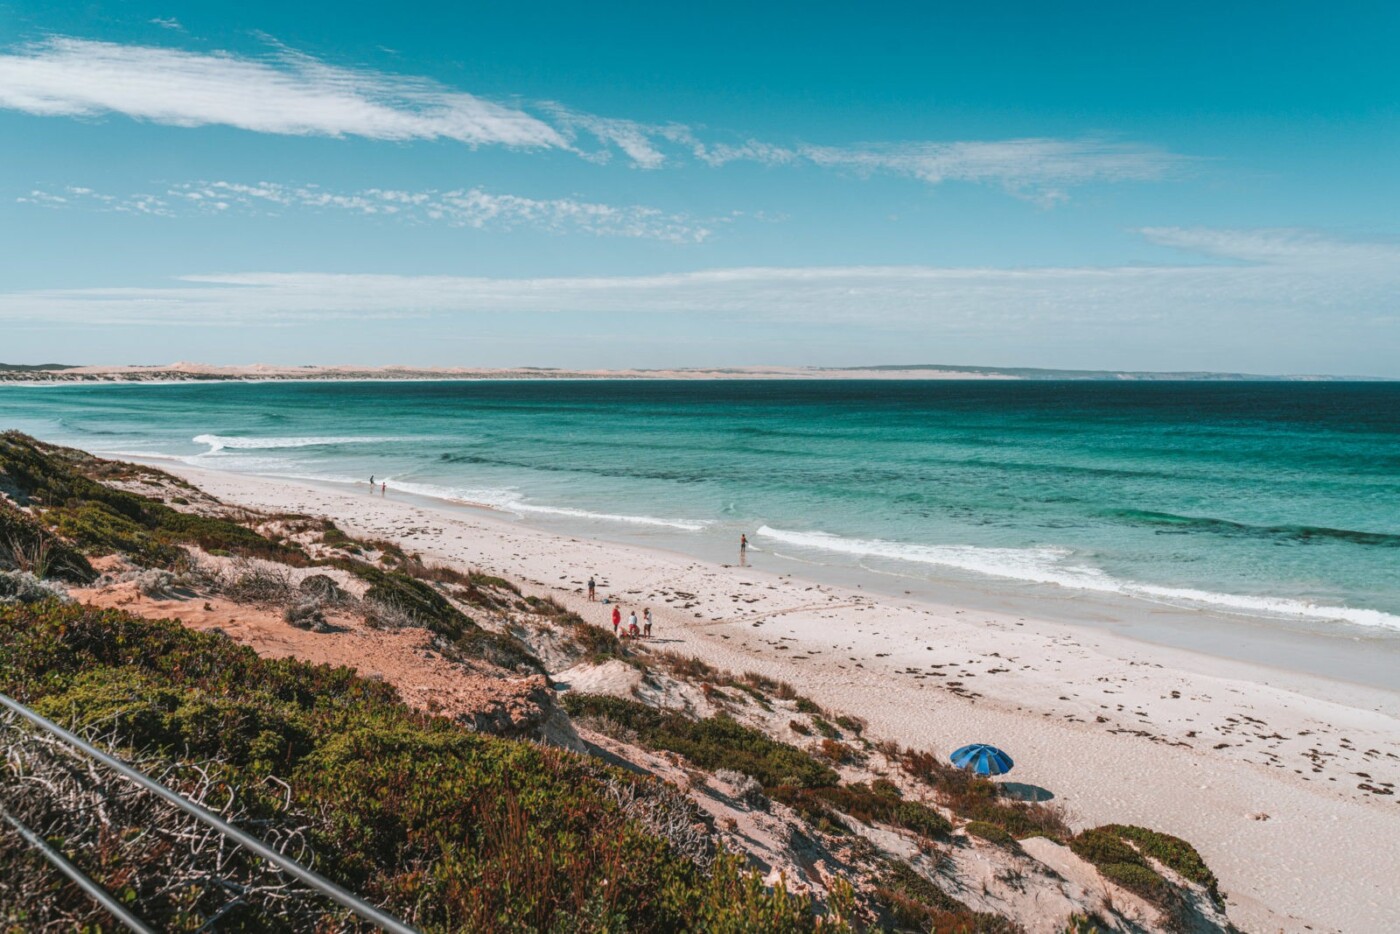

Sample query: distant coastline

[1,361,1387,383]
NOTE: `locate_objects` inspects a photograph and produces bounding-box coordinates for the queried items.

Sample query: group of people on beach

[588,575,652,638]
[610,604,652,639]
[368,475,386,495]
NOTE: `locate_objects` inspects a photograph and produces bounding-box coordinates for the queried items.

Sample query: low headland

[1,361,1384,383]
[1,432,1396,932]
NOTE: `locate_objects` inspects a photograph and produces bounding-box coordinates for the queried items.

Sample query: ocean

[2,379,1397,638]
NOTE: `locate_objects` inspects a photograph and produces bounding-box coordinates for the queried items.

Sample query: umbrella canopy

[950,744,1014,776]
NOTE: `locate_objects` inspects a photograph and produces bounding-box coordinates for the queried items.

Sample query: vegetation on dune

[562,693,839,791]
[963,821,1020,850]
[872,862,1017,934]
[1069,828,1179,917]
[346,562,544,674]
[562,695,953,844]
[898,748,1070,842]
[0,601,836,932]
[0,432,305,567]
[1096,824,1221,907]
[0,435,1227,932]
[0,499,95,583]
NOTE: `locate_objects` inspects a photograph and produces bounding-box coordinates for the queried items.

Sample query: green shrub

[809,715,840,739]
[1070,828,1177,911]
[769,784,950,841]
[1098,824,1221,906]
[964,821,1019,849]
[872,862,1014,933]
[562,694,838,791]
[350,563,543,674]
[792,696,823,715]
[0,601,831,932]
[0,499,95,582]
[833,714,865,735]
[900,748,1070,841]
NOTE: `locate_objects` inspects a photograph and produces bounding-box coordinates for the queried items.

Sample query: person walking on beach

[611,605,621,636]
[627,610,639,638]
[381,481,387,496]
[369,474,375,492]
[739,533,748,565]
[588,576,596,601]
[643,607,653,638]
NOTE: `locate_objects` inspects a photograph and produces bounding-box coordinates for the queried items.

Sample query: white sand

[157,464,1400,933]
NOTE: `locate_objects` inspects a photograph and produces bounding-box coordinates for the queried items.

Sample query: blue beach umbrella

[950,744,1014,777]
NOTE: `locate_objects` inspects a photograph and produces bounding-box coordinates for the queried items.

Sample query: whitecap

[755,525,1400,631]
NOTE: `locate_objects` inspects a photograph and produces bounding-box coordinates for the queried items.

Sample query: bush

[873,862,1013,933]
[0,570,70,605]
[1070,828,1177,911]
[283,601,325,630]
[350,563,543,674]
[222,564,295,605]
[715,770,768,810]
[562,694,838,791]
[769,784,951,842]
[1098,824,1221,906]
[0,499,95,582]
[900,748,1070,841]
[298,573,345,604]
[964,821,1019,849]
[817,739,857,764]
[0,601,831,932]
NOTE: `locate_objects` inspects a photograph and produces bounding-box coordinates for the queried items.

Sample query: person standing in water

[611,605,621,636]
[643,608,653,638]
[369,475,375,491]
[739,533,748,565]
[381,481,387,496]
[588,576,596,601]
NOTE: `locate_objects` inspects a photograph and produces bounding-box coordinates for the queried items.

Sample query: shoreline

[110,450,1400,699]
[151,460,1400,933]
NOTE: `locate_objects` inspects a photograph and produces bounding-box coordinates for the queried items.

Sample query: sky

[0,1,1397,374]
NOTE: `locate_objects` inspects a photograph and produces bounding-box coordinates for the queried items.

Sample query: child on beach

[611,605,621,635]
[628,611,640,638]
[643,608,652,638]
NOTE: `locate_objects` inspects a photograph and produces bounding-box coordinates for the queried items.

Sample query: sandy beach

[135,461,1400,933]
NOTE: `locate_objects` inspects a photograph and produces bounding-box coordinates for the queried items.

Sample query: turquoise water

[2,380,1397,633]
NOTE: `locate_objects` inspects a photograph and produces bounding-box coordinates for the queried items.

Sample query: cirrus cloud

[0,35,1193,201]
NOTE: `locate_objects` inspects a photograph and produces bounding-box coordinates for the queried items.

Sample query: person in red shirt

[611,605,622,635]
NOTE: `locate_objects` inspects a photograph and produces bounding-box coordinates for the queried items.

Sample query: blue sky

[1,1,1397,374]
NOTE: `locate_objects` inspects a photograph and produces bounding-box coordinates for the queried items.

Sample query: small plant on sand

[1097,824,1221,906]
[1070,827,1180,916]
[964,821,1020,850]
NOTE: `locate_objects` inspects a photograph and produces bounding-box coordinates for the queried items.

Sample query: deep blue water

[2,379,1397,631]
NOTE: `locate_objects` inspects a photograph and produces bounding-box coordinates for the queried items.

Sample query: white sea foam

[377,479,709,531]
[756,525,1400,631]
[192,434,397,453]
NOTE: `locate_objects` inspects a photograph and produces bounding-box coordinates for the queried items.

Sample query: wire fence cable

[0,691,419,934]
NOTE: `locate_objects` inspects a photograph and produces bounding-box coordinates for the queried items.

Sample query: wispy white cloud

[0,36,1192,199]
[19,181,714,241]
[1,231,1393,342]
[0,37,564,147]
[692,138,1185,204]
